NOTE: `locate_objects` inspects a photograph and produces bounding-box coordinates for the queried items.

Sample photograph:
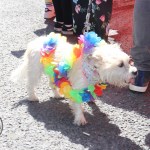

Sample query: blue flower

[43,36,58,49]
[58,62,70,77]
[80,89,94,102]
[82,32,101,54]
[84,32,101,46]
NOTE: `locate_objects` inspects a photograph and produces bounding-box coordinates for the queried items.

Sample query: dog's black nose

[132,71,137,76]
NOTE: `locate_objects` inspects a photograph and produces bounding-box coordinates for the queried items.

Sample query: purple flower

[78,32,101,54]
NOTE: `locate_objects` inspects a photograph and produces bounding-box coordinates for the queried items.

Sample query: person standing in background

[73,0,113,41]
[129,0,150,92]
[52,0,73,35]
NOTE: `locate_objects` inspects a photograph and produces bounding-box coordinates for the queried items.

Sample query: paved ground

[0,0,150,150]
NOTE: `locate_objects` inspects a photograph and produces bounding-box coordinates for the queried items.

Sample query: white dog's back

[10,37,46,83]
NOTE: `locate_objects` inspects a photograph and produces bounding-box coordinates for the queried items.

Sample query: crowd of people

[44,0,150,93]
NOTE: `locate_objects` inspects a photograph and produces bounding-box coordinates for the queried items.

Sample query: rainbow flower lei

[40,32,107,103]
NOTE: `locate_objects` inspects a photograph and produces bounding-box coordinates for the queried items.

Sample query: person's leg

[72,0,113,38]
[52,0,64,32]
[52,0,63,23]
[61,0,73,35]
[44,0,55,19]
[52,0,73,34]
[72,0,89,36]
[94,0,113,40]
[62,0,73,25]
[131,0,150,71]
[129,0,150,92]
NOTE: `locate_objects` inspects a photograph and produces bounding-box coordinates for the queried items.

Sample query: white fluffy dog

[11,32,137,125]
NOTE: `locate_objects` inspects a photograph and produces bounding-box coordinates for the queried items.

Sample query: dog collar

[82,55,100,85]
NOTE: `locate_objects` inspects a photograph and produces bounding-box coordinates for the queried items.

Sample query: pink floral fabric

[73,0,113,41]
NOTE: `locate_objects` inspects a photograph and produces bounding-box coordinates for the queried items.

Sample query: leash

[83,0,92,33]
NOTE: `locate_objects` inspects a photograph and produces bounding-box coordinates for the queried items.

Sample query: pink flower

[96,0,102,5]
[75,5,81,14]
[100,15,105,22]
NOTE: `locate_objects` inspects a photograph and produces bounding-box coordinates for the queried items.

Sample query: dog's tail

[10,61,28,83]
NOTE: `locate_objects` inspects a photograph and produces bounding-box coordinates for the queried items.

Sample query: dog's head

[90,43,137,87]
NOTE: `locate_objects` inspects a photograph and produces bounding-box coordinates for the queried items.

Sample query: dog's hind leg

[27,70,42,101]
[26,50,43,101]
[27,56,43,101]
[69,101,87,126]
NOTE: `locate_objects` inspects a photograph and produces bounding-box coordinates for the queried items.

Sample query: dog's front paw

[74,115,87,126]
[50,94,64,100]
[28,95,39,102]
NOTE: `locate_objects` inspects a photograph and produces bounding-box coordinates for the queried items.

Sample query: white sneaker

[44,5,55,19]
[129,70,150,93]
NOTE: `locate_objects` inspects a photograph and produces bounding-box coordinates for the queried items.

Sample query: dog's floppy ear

[87,53,103,65]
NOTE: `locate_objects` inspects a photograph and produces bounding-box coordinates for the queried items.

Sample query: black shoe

[54,22,63,32]
[129,70,150,92]
[61,25,73,35]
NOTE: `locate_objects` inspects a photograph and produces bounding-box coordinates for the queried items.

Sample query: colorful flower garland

[40,32,106,103]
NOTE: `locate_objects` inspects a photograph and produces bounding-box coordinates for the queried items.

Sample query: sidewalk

[0,0,149,150]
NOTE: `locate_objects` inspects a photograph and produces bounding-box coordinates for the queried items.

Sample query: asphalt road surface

[0,0,150,150]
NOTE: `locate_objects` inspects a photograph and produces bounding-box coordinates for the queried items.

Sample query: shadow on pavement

[99,86,150,118]
[34,19,78,45]
[11,50,25,58]
[145,133,150,148]
[34,19,54,36]
[17,99,142,150]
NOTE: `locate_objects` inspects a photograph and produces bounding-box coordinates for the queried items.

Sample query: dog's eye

[118,62,124,67]
[94,65,97,69]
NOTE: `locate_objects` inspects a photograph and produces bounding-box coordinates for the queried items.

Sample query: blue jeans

[131,0,150,71]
